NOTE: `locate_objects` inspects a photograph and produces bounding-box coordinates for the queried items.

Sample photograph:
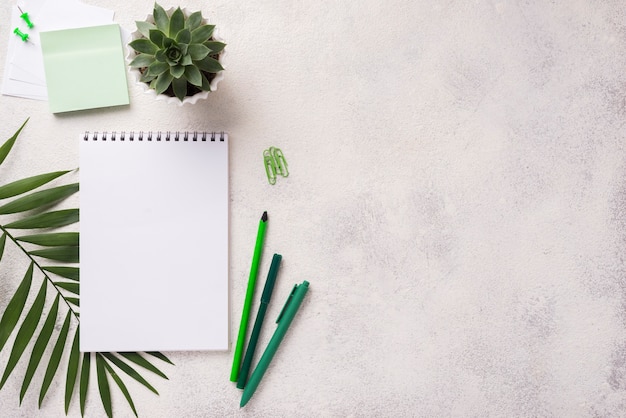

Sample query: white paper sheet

[79,132,229,352]
[2,0,116,100]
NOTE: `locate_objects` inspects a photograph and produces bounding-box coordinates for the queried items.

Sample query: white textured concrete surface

[1,0,626,416]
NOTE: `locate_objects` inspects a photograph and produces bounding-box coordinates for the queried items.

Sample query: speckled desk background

[1,1,625,416]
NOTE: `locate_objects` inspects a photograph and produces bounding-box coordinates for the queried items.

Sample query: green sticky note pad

[40,24,130,113]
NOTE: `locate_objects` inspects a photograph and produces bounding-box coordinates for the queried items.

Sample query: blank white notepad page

[79,132,228,352]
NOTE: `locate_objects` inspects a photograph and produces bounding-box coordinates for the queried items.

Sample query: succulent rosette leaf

[129,3,225,101]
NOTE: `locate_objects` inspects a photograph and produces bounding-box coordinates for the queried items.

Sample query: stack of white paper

[2,0,116,100]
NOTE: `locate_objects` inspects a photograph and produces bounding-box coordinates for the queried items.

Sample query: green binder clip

[263,147,288,185]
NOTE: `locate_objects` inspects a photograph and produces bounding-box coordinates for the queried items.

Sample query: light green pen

[240,280,310,407]
[230,211,268,382]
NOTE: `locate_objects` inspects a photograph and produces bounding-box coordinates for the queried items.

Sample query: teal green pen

[237,253,282,389]
[240,280,310,407]
[230,211,268,382]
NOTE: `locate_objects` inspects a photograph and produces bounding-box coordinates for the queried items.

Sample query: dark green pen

[237,253,282,389]
[240,280,310,407]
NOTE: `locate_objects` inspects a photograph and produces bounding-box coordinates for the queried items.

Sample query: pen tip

[240,391,252,407]
[261,211,268,222]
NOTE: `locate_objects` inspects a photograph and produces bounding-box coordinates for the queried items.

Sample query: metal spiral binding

[82,131,227,142]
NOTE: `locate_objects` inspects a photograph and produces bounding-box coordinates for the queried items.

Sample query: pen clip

[276,284,298,323]
[264,149,277,185]
[271,147,289,177]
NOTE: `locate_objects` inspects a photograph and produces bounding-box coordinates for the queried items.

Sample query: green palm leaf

[79,353,91,416]
[0,278,46,389]
[5,209,79,229]
[30,246,79,263]
[65,329,81,414]
[0,183,79,214]
[119,352,168,380]
[0,120,173,417]
[42,266,79,281]
[0,171,71,200]
[101,353,159,395]
[39,311,71,407]
[20,294,60,403]
[18,232,79,247]
[0,262,33,352]
[103,358,138,417]
[0,118,27,167]
[146,351,174,365]
[96,353,113,418]
[54,282,79,295]
[0,233,7,262]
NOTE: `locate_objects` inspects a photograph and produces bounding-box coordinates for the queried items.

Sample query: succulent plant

[128,3,225,101]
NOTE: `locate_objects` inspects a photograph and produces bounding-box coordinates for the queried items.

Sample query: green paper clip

[13,27,29,42]
[263,147,288,185]
[264,149,277,185]
[272,147,288,177]
[18,6,34,28]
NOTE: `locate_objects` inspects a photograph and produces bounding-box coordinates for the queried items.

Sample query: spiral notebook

[79,131,229,352]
